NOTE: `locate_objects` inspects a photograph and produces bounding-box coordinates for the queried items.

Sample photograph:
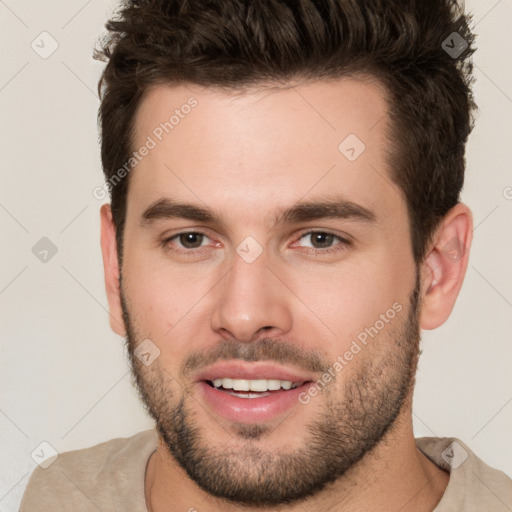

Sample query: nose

[210,248,293,342]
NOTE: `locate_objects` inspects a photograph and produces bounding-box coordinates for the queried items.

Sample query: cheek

[122,247,216,343]
[288,254,412,352]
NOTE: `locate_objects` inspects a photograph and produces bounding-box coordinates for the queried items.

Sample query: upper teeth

[212,378,300,392]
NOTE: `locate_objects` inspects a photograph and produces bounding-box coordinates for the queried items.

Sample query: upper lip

[195,361,316,383]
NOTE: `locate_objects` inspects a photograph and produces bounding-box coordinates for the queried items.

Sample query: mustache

[180,338,332,379]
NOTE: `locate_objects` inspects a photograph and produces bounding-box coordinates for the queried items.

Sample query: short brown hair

[95,0,476,266]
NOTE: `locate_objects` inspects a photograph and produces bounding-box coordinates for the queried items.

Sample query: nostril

[257,326,273,333]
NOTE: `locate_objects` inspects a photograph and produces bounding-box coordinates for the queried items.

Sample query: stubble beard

[121,272,421,507]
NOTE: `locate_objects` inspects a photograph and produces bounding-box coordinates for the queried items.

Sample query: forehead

[127,78,403,227]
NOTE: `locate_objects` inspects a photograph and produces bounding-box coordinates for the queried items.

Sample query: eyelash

[160,229,352,256]
[294,230,352,253]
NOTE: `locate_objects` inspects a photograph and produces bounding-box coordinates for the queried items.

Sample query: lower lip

[197,381,311,424]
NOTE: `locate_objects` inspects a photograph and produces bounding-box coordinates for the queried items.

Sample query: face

[116,78,421,506]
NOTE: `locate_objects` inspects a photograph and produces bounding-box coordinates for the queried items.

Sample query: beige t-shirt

[19,430,512,511]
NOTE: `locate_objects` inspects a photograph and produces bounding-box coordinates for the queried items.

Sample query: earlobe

[100,204,127,337]
[420,203,473,330]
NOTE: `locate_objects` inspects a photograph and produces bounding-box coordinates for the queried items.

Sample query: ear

[420,203,473,330]
[100,204,126,337]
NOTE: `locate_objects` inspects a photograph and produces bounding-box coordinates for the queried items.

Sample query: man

[20,0,512,510]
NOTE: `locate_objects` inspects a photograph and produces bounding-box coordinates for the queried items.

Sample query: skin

[100,77,472,511]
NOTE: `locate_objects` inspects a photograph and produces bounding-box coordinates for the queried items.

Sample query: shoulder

[20,429,158,512]
[416,436,512,511]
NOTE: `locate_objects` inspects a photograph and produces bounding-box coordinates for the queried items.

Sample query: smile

[207,378,304,398]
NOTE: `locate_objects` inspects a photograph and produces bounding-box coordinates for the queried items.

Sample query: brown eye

[161,231,212,252]
[298,231,346,250]
[177,232,206,249]
[309,232,335,249]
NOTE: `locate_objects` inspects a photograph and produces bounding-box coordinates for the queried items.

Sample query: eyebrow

[140,196,377,228]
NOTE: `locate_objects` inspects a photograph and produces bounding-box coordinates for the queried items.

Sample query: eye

[295,230,351,252]
[162,231,213,251]
[160,229,351,256]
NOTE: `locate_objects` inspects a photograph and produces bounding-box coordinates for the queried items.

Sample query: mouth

[195,361,316,423]
[198,378,313,424]
[205,378,306,399]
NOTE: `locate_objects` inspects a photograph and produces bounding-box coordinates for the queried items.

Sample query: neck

[145,407,449,512]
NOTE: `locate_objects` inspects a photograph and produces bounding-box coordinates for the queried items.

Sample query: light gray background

[1,1,511,510]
